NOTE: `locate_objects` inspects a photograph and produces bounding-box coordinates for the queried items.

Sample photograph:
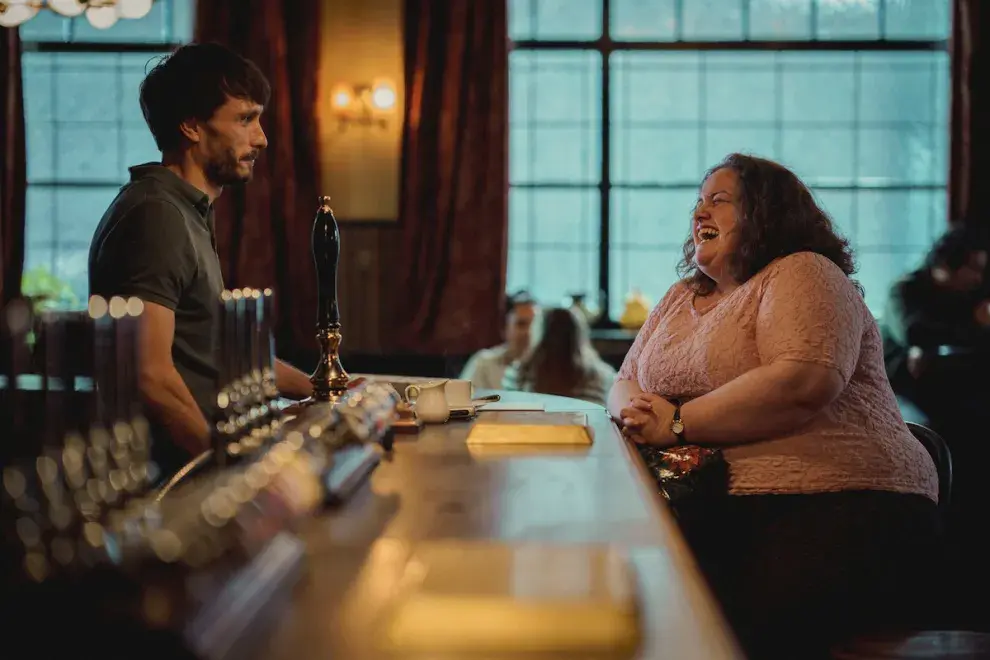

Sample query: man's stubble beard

[204,147,253,187]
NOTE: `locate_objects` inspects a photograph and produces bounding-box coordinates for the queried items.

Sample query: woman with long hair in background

[502,306,616,406]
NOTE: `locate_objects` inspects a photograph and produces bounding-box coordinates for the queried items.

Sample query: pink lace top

[618,252,938,502]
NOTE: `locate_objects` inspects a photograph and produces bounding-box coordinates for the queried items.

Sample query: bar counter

[256,390,742,659]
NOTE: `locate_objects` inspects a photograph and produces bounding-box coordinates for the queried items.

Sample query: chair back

[906,421,952,515]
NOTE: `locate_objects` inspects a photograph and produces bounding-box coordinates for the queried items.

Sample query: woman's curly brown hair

[677,153,860,296]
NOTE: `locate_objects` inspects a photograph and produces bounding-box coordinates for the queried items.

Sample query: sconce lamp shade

[0,3,39,27]
[118,0,153,19]
[330,79,397,130]
[49,0,86,18]
[370,80,397,111]
[331,83,354,110]
[86,5,119,29]
[0,0,155,29]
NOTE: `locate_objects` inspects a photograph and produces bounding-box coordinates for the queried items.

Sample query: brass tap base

[310,324,349,402]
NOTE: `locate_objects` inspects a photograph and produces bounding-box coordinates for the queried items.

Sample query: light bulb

[85,4,118,29]
[370,82,396,111]
[330,84,353,109]
[48,0,86,18]
[0,4,38,27]
[118,0,153,20]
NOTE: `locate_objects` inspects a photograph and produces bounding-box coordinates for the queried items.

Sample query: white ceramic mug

[445,379,474,407]
[405,380,450,423]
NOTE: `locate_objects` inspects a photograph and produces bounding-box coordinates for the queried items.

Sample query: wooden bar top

[256,391,742,659]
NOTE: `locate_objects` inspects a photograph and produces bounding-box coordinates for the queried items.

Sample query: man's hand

[274,359,314,399]
[272,362,368,400]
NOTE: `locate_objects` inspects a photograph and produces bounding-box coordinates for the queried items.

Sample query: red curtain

[394,0,509,353]
[194,0,323,356]
[950,0,987,225]
[0,27,25,305]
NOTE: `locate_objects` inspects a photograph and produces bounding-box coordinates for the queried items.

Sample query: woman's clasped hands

[619,393,678,447]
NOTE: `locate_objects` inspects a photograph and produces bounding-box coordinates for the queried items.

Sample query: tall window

[507,0,951,320]
[20,0,195,308]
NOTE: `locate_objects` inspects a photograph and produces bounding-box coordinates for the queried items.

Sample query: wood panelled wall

[336,224,401,353]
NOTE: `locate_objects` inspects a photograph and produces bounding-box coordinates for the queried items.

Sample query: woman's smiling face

[693,167,741,290]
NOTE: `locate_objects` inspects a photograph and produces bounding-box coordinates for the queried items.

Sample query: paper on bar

[466,412,593,445]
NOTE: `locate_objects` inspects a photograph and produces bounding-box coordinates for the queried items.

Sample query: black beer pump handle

[312,196,341,329]
[308,196,350,401]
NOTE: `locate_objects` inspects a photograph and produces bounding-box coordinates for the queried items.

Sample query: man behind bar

[88,43,313,476]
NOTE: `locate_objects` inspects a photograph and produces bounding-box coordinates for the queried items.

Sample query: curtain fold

[394,0,509,353]
[194,0,323,357]
[0,27,26,305]
[950,0,987,225]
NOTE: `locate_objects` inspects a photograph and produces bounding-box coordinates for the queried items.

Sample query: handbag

[634,443,730,519]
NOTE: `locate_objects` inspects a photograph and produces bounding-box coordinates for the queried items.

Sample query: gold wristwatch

[670,400,685,445]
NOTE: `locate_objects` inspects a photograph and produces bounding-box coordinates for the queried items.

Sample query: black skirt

[678,489,943,660]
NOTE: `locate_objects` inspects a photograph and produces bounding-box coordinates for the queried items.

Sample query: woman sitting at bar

[609,153,940,659]
[502,306,615,405]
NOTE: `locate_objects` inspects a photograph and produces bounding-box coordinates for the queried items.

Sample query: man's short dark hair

[505,290,537,321]
[139,42,271,152]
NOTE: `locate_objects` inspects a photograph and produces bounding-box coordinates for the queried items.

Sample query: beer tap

[259,288,279,406]
[309,196,350,401]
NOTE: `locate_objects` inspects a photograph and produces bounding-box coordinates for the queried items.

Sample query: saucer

[449,405,477,420]
[448,398,490,411]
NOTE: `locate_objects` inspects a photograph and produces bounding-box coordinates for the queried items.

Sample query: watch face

[671,420,684,434]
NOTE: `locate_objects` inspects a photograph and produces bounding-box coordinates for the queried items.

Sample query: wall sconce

[330,79,397,131]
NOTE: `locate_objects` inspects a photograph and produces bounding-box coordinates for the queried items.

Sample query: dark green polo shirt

[89,163,224,474]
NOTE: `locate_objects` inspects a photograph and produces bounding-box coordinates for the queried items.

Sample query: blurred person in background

[460,290,539,390]
[881,222,990,617]
[502,306,616,405]
[882,223,990,430]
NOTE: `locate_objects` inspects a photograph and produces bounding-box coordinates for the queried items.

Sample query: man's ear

[178,117,201,144]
